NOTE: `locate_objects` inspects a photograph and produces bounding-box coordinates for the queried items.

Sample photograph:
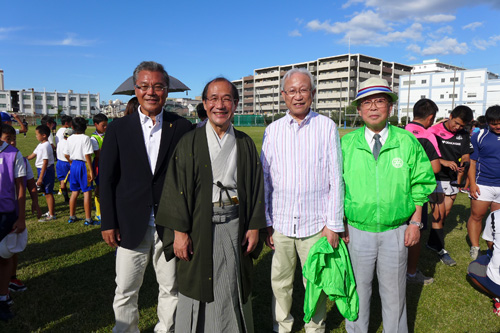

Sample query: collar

[138,106,163,125]
[365,123,389,143]
[408,121,425,129]
[206,121,235,144]
[285,109,314,126]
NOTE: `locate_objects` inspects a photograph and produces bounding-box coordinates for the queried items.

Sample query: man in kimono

[156,77,266,333]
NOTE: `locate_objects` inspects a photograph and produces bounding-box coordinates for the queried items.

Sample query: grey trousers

[345,224,408,333]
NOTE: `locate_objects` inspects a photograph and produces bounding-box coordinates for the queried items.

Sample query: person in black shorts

[427,105,474,266]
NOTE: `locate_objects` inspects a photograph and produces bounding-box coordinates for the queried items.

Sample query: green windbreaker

[341,125,436,232]
[303,237,359,322]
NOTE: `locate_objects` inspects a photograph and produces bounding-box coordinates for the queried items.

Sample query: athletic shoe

[438,249,457,266]
[84,220,93,226]
[93,219,101,226]
[96,215,101,221]
[57,189,62,195]
[68,217,77,224]
[9,278,27,292]
[0,300,14,321]
[493,298,500,316]
[407,270,434,285]
[470,246,481,260]
[41,211,50,217]
[38,215,56,222]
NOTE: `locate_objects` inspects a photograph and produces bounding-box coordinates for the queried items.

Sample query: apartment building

[0,89,100,117]
[232,53,412,115]
[398,68,500,121]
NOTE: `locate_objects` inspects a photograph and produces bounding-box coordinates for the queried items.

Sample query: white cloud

[289,29,302,37]
[463,22,483,30]
[0,27,23,40]
[295,18,304,25]
[473,35,500,50]
[406,44,422,54]
[37,33,96,47]
[420,14,455,23]
[421,37,468,55]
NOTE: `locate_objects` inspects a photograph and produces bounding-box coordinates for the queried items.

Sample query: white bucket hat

[0,229,28,259]
[352,77,398,106]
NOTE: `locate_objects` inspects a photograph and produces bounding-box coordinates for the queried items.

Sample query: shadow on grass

[3,249,162,332]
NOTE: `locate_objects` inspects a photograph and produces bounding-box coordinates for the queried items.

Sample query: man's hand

[265,226,275,250]
[174,231,193,261]
[322,226,340,249]
[469,183,481,200]
[404,225,420,247]
[242,229,259,256]
[36,179,42,187]
[441,160,458,171]
[102,229,121,248]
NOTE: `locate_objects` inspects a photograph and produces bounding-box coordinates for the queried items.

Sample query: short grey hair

[133,61,169,87]
[281,68,316,92]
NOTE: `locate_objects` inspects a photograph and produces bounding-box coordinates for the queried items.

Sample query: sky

[1,0,500,105]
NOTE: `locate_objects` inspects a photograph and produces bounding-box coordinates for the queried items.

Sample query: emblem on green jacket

[392,157,403,168]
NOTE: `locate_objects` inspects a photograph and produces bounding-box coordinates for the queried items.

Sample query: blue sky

[1,0,500,104]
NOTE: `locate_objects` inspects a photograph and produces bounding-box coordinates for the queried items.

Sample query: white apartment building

[398,68,500,121]
[232,53,412,115]
[0,89,100,117]
[412,59,466,75]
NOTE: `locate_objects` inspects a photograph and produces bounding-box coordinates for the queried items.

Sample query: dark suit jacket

[100,111,192,250]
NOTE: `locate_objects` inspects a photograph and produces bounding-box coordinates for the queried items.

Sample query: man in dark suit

[100,61,192,333]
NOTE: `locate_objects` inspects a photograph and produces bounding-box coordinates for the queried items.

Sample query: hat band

[355,86,393,99]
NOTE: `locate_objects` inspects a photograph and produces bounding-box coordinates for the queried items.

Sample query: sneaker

[439,249,457,266]
[9,278,27,292]
[38,214,56,222]
[0,300,14,321]
[493,298,500,317]
[84,220,93,226]
[41,211,50,217]
[470,246,481,260]
[407,270,434,285]
[93,219,101,226]
[57,189,62,195]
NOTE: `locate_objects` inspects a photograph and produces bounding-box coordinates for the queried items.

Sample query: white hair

[281,68,316,92]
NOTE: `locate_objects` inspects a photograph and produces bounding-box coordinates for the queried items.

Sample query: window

[23,104,31,109]
[35,96,43,100]
[58,97,66,101]
[420,95,426,99]
[0,94,6,98]
[91,98,97,102]
[0,103,6,108]
[450,77,459,82]
[69,97,76,101]
[467,93,477,98]
[46,96,54,100]
[421,80,427,84]
[440,94,444,99]
[449,94,458,98]
[22,95,31,100]
[441,78,445,83]
[36,104,44,109]
[403,80,416,86]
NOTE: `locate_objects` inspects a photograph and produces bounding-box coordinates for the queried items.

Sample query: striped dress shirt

[261,111,344,238]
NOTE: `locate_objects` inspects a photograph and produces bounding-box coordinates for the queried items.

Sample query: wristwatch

[409,220,423,229]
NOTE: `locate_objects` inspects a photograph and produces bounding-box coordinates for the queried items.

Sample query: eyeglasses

[283,88,311,97]
[134,84,167,92]
[360,98,389,109]
[205,96,234,105]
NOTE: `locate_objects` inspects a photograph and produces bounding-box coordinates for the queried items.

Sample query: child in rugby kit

[64,117,95,226]
[428,105,474,266]
[26,125,56,221]
[467,105,500,259]
[90,113,108,222]
[55,115,73,200]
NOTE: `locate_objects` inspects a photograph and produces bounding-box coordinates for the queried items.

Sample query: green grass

[2,125,500,332]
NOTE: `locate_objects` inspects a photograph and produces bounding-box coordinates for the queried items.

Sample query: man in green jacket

[156,78,266,333]
[342,77,436,333]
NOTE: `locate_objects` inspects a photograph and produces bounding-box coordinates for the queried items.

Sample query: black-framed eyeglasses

[282,88,311,97]
[134,84,167,92]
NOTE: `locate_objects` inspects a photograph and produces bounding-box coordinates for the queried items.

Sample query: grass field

[1,125,499,332]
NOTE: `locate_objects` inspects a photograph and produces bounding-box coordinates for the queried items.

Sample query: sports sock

[95,196,101,217]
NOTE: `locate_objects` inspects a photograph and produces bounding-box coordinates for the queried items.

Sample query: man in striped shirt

[261,68,345,333]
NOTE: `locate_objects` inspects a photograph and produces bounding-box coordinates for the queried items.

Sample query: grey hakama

[175,204,253,333]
